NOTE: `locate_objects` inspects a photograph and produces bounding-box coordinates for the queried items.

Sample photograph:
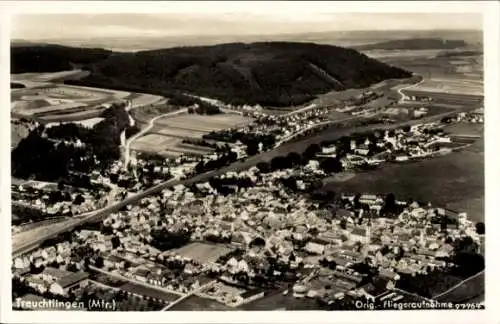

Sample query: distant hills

[11,29,482,52]
[353,38,468,51]
[11,42,411,107]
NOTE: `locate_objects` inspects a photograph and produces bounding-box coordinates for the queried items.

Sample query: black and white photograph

[1,1,498,323]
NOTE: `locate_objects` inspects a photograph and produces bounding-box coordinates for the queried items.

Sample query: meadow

[322,138,484,222]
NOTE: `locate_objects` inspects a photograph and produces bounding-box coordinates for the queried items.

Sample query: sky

[11,9,483,40]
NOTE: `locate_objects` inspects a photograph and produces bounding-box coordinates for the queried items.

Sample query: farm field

[171,242,234,264]
[443,123,483,138]
[363,49,445,59]
[11,122,30,149]
[153,127,205,139]
[322,138,484,222]
[434,272,484,304]
[403,90,483,105]
[35,109,105,123]
[131,113,253,157]
[240,288,320,310]
[130,134,182,153]
[11,70,89,83]
[155,114,252,132]
[167,295,235,311]
[45,117,105,129]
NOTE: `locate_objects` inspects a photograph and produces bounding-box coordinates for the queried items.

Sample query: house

[13,257,29,269]
[322,146,337,154]
[354,148,370,156]
[104,255,126,269]
[25,276,48,294]
[305,242,325,255]
[378,268,400,282]
[239,288,265,305]
[350,227,370,243]
[395,155,409,162]
[49,271,89,296]
[292,284,308,298]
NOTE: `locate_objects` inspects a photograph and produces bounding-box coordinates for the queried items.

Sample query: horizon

[12,12,482,41]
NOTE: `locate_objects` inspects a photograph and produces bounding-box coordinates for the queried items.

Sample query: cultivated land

[11,73,164,123]
[367,48,483,97]
[130,113,253,156]
[171,242,234,264]
[11,41,485,310]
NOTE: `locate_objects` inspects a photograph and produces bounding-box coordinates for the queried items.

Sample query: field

[11,122,30,149]
[240,288,321,310]
[155,114,252,131]
[11,69,90,83]
[130,134,182,153]
[167,295,235,311]
[372,48,483,101]
[45,117,105,129]
[153,127,205,139]
[322,138,484,222]
[434,271,484,304]
[131,113,253,157]
[11,72,165,124]
[171,242,234,264]
[443,123,483,138]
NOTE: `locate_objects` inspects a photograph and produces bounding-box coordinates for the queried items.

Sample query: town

[12,106,484,310]
[9,12,487,314]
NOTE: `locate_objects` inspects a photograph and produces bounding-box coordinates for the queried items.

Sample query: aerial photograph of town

[6,3,489,316]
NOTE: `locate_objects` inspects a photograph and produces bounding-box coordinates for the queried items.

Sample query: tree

[302,143,321,160]
[57,181,66,191]
[320,157,343,173]
[246,141,259,156]
[111,236,121,249]
[250,237,266,247]
[475,222,485,235]
[74,194,85,205]
[256,162,271,173]
[270,156,287,170]
[94,256,104,268]
[286,152,303,166]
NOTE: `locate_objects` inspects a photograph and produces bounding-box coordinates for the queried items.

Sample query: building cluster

[319,122,459,170]
[13,141,481,307]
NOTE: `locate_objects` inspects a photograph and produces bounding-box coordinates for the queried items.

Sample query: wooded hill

[12,42,411,107]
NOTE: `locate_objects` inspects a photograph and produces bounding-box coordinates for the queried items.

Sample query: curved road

[395,74,424,101]
[123,108,188,167]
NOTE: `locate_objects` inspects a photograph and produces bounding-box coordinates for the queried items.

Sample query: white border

[1,2,499,324]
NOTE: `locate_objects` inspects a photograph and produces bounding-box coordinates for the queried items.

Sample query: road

[12,105,464,258]
[162,280,217,311]
[123,108,188,167]
[395,74,425,101]
[89,265,184,297]
[12,77,478,257]
[432,270,484,301]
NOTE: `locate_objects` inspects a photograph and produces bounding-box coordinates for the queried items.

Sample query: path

[89,265,184,297]
[432,270,484,300]
[162,280,217,311]
[396,74,424,101]
[123,108,188,167]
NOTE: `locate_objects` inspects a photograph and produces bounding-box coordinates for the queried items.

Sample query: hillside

[11,44,112,73]
[354,38,467,51]
[12,42,411,107]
